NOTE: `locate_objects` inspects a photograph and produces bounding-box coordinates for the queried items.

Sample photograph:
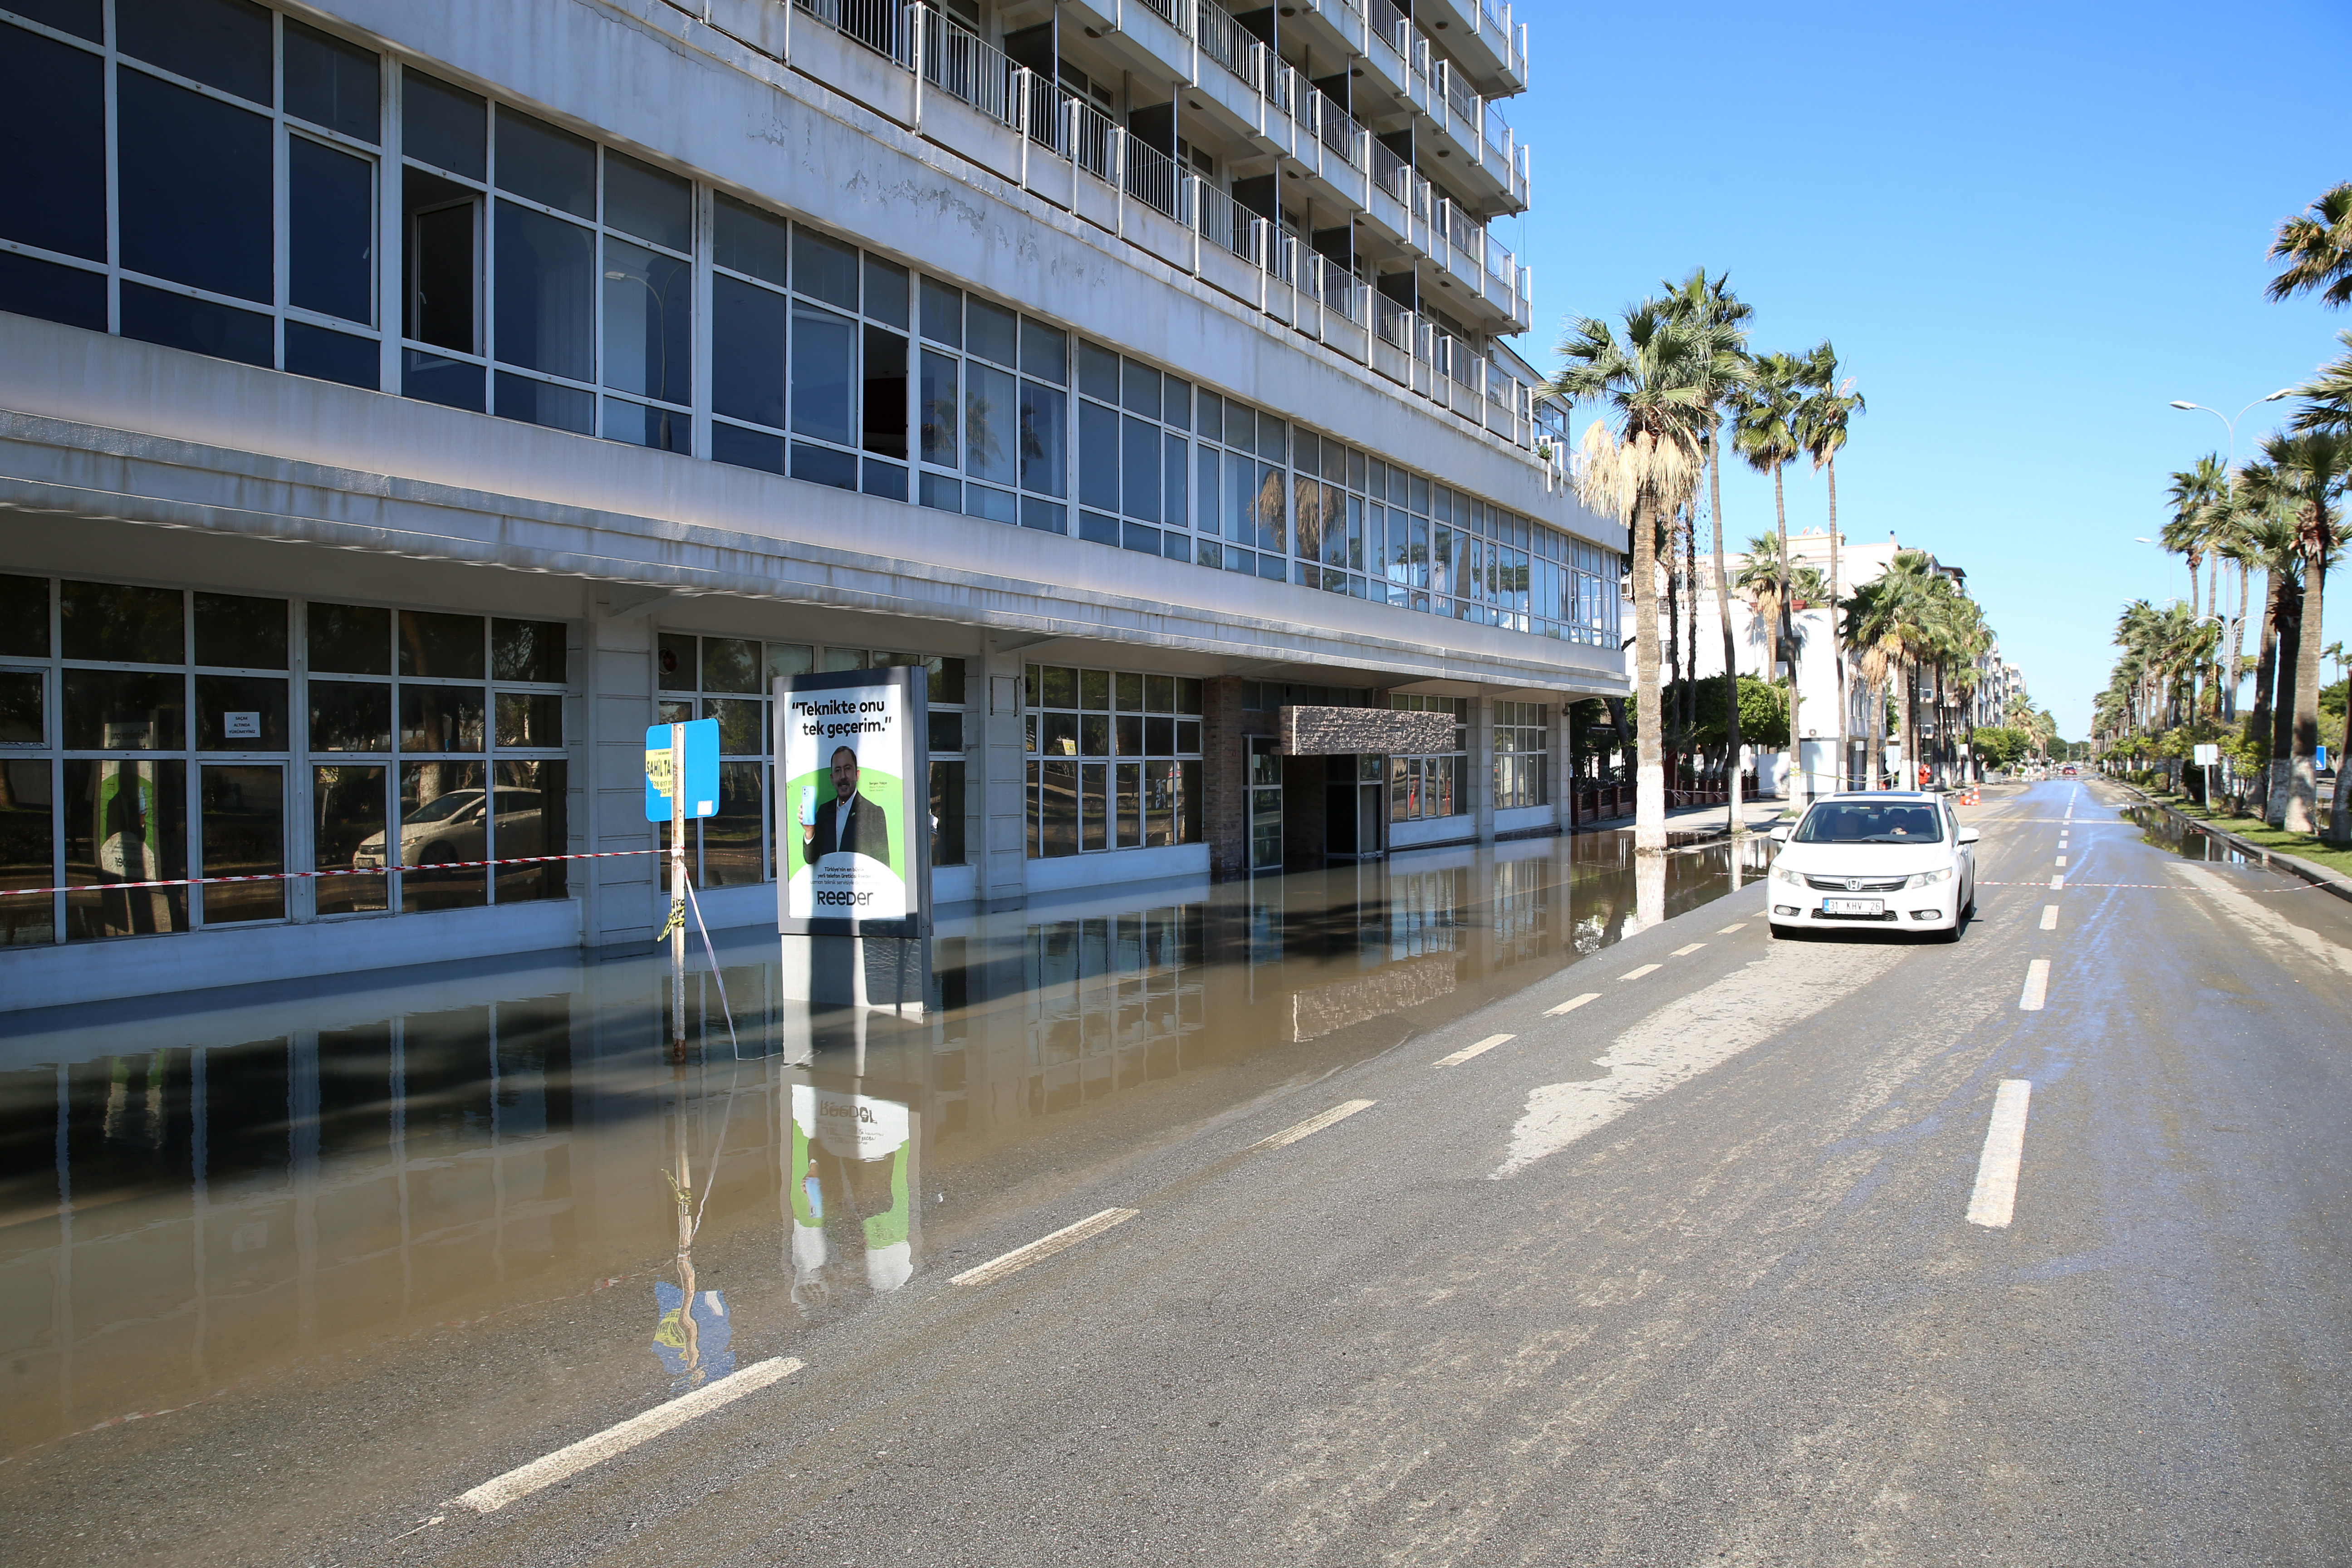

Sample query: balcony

[764,0,1545,452]
[1402,0,1527,96]
[1423,59,1526,215]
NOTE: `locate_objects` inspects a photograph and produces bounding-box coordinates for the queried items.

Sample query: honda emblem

[1844,877,1861,892]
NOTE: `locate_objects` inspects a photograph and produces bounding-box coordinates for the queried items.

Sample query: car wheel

[421,842,457,865]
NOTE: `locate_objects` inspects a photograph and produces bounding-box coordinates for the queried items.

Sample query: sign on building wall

[774,666,930,936]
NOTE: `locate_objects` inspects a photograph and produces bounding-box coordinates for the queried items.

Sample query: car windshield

[405,789,482,825]
[1792,801,1945,845]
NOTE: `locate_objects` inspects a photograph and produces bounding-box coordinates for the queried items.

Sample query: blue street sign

[645,718,720,821]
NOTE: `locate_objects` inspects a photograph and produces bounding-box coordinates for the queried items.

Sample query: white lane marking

[952,1207,1139,1287]
[1253,1099,1376,1151]
[2054,855,2067,867]
[1498,943,1908,1177]
[455,1357,804,1513]
[1436,1033,1516,1068]
[2039,906,2058,931]
[1619,963,1661,981]
[2049,875,2065,891]
[1544,992,1602,1017]
[1966,1079,2034,1228]
[1718,923,1746,934]
[2019,959,2051,1011]
[1671,942,1706,956]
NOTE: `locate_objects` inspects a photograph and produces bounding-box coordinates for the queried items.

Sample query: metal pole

[671,722,687,1064]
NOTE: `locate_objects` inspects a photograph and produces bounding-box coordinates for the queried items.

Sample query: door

[1248,736,1282,872]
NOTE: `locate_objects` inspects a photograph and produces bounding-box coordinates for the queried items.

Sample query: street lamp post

[2169,389,2292,721]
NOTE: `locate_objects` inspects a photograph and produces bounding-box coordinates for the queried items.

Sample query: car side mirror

[1769,826,1792,843]
[1959,827,1981,845]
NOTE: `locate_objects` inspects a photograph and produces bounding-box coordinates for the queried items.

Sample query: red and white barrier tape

[0,848,661,899]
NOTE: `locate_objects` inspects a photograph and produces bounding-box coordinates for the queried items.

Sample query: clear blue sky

[1500,0,2352,740]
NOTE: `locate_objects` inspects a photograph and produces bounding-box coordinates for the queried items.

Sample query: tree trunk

[1774,464,1801,808]
[1664,514,1683,754]
[2269,573,2306,824]
[1631,488,1666,854]
[1709,431,1744,835]
[1826,456,1846,793]
[2228,559,2250,721]
[2284,523,2329,835]
[1682,504,1700,740]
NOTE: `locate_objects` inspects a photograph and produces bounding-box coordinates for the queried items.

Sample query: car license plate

[1823,897,1883,916]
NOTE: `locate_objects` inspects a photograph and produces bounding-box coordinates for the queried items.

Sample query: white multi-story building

[1685,527,2010,791]
[0,0,1626,1006]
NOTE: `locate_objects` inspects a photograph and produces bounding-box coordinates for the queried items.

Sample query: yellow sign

[645,748,674,795]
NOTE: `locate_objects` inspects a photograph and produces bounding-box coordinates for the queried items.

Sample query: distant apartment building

[0,0,1625,1005]
[1686,528,2012,790]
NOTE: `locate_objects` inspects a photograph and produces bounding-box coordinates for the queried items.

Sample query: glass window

[603,151,690,251]
[495,107,595,218]
[64,758,187,937]
[309,681,391,752]
[398,685,485,752]
[863,256,909,329]
[404,71,486,180]
[715,194,790,287]
[397,611,483,679]
[967,298,1017,368]
[310,603,392,675]
[493,202,593,382]
[284,20,380,142]
[289,137,377,326]
[397,760,487,910]
[198,763,284,923]
[789,302,855,445]
[602,235,691,406]
[314,763,387,913]
[966,363,1018,486]
[794,225,859,312]
[118,71,273,303]
[0,23,107,264]
[61,582,182,665]
[117,0,271,104]
[194,593,287,671]
[863,325,908,459]
[195,674,288,750]
[491,619,567,683]
[920,275,962,347]
[1024,663,1202,858]
[713,275,787,430]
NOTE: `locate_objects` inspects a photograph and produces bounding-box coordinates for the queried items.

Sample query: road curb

[2106,783,2352,908]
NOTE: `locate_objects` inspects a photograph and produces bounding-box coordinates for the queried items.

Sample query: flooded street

[0,827,1763,1551]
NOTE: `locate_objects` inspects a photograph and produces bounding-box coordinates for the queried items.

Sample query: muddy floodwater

[0,829,1767,1490]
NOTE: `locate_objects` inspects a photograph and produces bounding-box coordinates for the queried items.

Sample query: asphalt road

[24,779,2352,1566]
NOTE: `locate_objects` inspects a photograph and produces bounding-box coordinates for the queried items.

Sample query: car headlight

[1773,863,1804,885]
[1905,867,1954,888]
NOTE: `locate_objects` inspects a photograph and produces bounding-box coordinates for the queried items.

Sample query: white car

[1765,791,1979,941]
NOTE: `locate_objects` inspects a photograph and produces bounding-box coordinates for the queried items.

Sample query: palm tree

[2227,501,2301,772]
[2256,430,2347,834]
[1658,268,1756,833]
[1795,345,1864,791]
[1551,299,1728,854]
[1730,352,1809,804]
[1844,550,1942,789]
[2267,183,2352,309]
[2161,454,2231,716]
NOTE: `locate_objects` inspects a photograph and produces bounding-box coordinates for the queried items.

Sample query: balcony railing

[1072,96,1116,184]
[919,7,1020,127]
[1125,132,1186,220]
[1372,289,1413,351]
[1195,0,1262,88]
[1310,88,1363,168]
[1135,0,1185,29]
[1367,0,1411,53]
[795,0,911,64]
[1196,179,1261,263]
[1370,138,1410,204]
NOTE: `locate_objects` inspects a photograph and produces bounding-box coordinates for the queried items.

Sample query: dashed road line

[1253,1099,1376,1151]
[1544,992,1601,1017]
[1966,1079,2034,1228]
[1435,1034,1516,1068]
[1718,923,1746,934]
[2055,855,2067,867]
[1619,963,1661,981]
[2049,875,2065,891]
[2040,905,2058,931]
[454,1357,805,1513]
[1671,942,1706,956]
[952,1208,1140,1288]
[2018,959,2051,1011]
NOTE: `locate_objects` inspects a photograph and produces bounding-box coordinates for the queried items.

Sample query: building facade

[0,0,1624,1006]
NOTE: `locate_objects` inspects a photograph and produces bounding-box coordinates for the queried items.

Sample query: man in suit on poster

[804,744,891,867]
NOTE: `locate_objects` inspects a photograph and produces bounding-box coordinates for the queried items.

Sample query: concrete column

[587,595,658,947]
[979,646,1028,905]
[1202,676,1247,881]
[1551,700,1573,834]
[1470,696,1495,843]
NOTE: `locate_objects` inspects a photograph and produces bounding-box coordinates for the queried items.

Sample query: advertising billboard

[774,665,930,937]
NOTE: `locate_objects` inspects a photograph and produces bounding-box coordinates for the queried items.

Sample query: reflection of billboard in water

[790,1084,915,1297]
